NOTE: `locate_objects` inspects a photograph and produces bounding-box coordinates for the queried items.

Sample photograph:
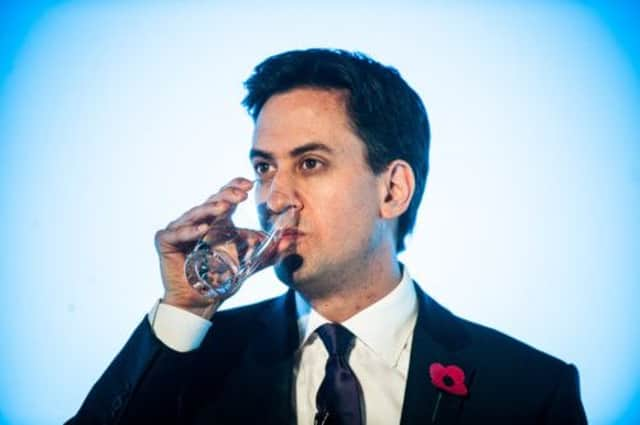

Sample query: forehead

[251,87,363,156]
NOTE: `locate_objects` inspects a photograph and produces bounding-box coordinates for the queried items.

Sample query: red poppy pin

[429,362,468,397]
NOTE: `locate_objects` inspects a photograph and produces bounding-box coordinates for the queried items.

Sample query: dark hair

[242,48,430,252]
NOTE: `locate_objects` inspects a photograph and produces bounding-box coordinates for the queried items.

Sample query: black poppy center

[443,375,454,387]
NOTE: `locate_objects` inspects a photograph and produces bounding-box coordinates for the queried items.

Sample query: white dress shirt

[148,266,418,425]
[294,267,417,425]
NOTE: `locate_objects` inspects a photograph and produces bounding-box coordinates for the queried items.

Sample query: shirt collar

[295,264,418,367]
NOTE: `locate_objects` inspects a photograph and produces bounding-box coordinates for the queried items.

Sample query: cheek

[306,177,380,239]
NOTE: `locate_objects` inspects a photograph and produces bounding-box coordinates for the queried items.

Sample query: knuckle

[154,229,167,247]
[220,186,239,197]
[237,177,253,186]
[176,223,193,237]
[154,229,165,241]
[211,199,231,211]
[229,177,248,186]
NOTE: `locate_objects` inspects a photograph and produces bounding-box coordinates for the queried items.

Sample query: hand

[154,177,254,319]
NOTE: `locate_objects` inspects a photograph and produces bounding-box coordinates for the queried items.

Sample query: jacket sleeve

[541,363,588,424]
[66,317,200,425]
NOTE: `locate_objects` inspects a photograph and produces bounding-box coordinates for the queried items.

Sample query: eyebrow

[249,142,334,161]
[249,148,274,161]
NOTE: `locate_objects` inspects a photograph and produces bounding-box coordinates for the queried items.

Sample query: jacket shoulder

[422,290,577,392]
[461,314,568,370]
[428,298,586,422]
[423,290,570,370]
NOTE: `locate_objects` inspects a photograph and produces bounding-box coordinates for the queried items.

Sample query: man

[68,48,587,424]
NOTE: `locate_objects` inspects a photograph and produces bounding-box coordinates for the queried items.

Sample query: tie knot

[316,323,355,357]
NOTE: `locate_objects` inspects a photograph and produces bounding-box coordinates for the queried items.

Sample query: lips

[281,228,303,238]
[276,229,305,254]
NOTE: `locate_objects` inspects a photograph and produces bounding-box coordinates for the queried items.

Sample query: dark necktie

[314,323,364,425]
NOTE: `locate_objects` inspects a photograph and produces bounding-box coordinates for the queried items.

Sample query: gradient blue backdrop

[1,1,639,424]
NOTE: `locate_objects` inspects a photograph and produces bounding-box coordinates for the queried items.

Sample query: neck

[302,258,402,323]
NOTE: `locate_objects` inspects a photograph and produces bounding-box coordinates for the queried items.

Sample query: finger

[155,222,210,252]
[206,178,253,201]
[214,185,251,204]
[167,198,238,230]
[226,177,254,191]
[168,180,253,229]
[205,183,253,204]
[169,186,248,226]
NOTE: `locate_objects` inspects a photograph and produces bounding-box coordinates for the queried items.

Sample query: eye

[253,162,272,176]
[301,158,321,171]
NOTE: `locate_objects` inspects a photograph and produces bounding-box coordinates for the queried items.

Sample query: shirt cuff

[148,299,212,352]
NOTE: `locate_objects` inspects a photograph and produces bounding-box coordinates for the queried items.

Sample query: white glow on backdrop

[1,2,638,424]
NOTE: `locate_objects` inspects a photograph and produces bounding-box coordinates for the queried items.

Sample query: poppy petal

[429,363,469,397]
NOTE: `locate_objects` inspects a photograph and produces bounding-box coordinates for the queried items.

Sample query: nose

[258,172,302,215]
[255,175,302,232]
[265,190,297,214]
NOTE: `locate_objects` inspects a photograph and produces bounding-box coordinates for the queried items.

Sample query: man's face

[250,88,386,293]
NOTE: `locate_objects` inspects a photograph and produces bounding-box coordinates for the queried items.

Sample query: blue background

[1,1,639,424]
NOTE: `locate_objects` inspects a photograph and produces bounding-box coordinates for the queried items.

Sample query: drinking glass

[184,189,296,299]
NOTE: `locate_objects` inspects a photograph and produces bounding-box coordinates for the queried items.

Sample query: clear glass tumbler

[184,190,296,299]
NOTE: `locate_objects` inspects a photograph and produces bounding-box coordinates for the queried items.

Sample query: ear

[378,160,415,220]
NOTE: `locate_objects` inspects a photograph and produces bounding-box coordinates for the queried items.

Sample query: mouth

[280,228,304,240]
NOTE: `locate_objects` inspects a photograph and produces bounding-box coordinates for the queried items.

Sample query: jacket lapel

[242,290,299,424]
[198,290,299,425]
[400,283,476,425]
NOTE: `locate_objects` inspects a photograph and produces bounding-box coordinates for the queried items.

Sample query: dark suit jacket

[68,283,587,424]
